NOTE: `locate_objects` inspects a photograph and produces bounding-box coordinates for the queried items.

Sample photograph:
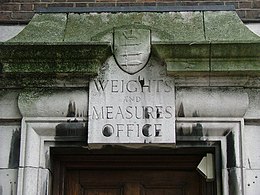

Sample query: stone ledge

[0,43,112,75]
[153,41,260,76]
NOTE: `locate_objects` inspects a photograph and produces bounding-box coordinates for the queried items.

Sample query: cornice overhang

[153,41,260,76]
[0,42,111,76]
[0,6,259,83]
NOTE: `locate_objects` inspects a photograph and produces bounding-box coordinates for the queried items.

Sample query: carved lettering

[89,28,175,144]
[101,123,164,138]
[106,106,113,119]
[124,96,141,103]
[111,80,119,92]
[155,124,162,137]
[91,105,173,120]
[126,80,138,92]
[116,124,124,137]
[165,106,173,119]
[94,80,109,92]
[92,106,103,120]
[115,106,124,119]
[93,79,172,93]
[125,106,133,119]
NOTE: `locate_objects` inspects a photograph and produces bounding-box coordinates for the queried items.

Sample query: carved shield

[113,29,151,74]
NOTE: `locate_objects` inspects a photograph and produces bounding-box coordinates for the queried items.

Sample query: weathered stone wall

[2,86,260,194]
[0,90,21,195]
[0,10,260,195]
[245,89,260,195]
[0,0,260,23]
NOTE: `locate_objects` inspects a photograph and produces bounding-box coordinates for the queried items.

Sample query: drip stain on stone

[178,126,184,136]
[248,158,252,169]
[144,107,149,119]
[156,108,160,118]
[192,110,199,117]
[227,131,236,168]
[178,102,185,117]
[55,120,87,137]
[191,123,203,136]
[8,128,21,169]
[10,182,13,195]
[67,100,76,117]
[138,76,144,88]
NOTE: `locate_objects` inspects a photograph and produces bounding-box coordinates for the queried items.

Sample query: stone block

[0,90,21,119]
[0,169,18,195]
[17,167,50,195]
[244,125,260,169]
[228,167,244,195]
[18,89,88,117]
[245,89,260,118]
[175,88,248,117]
[0,43,111,75]
[153,43,210,76]
[245,169,260,195]
[210,42,260,74]
[0,125,20,169]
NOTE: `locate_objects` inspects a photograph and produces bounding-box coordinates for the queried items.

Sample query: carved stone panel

[88,52,175,144]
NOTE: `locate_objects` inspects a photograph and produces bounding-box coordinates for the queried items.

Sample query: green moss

[1,11,260,78]
[18,88,52,107]
[205,11,260,41]
[0,43,111,74]
[0,74,92,88]
[0,89,7,99]
[3,61,99,74]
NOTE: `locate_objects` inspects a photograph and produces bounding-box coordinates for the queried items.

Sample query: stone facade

[0,7,260,195]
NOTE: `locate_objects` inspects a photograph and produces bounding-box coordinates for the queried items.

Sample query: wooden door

[52,151,216,195]
[66,169,204,195]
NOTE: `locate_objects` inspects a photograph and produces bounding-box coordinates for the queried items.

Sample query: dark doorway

[51,147,216,195]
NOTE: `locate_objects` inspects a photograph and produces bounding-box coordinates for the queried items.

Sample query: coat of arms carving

[113,28,151,75]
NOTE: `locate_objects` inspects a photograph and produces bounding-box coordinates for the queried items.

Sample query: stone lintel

[211,42,260,74]
[0,43,111,75]
[153,41,260,76]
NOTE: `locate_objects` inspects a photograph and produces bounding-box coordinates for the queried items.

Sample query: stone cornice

[153,41,260,76]
[0,11,259,85]
[0,42,112,75]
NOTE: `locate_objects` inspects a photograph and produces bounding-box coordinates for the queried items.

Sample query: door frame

[51,147,217,195]
[16,117,244,195]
